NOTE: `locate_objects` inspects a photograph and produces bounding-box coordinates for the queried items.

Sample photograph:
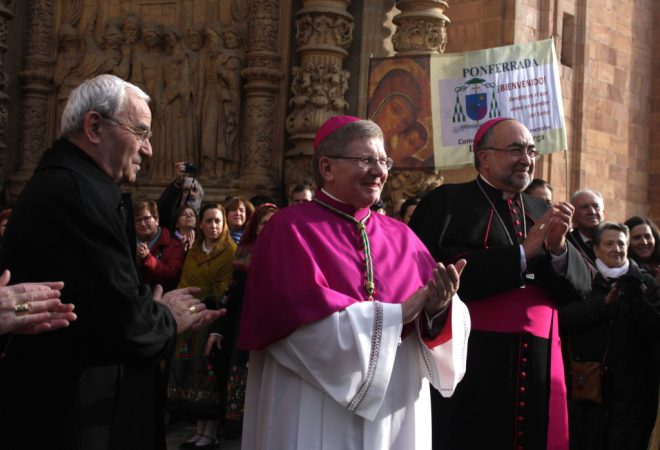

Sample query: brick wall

[648,6,660,223]
[441,0,659,223]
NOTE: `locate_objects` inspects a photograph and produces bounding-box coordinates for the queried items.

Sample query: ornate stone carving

[392,0,450,55]
[232,0,283,196]
[295,13,353,50]
[10,0,251,192]
[0,9,9,46]
[284,157,315,193]
[247,0,279,53]
[284,0,353,197]
[160,28,194,175]
[385,170,444,203]
[6,0,55,202]
[0,0,14,183]
[286,62,350,139]
[392,17,448,54]
[197,23,245,179]
[241,98,275,177]
[53,23,83,124]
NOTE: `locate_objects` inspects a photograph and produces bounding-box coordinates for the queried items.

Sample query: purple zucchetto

[313,115,362,151]
[473,117,514,150]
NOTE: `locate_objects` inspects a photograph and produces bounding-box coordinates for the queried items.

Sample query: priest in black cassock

[410,118,591,450]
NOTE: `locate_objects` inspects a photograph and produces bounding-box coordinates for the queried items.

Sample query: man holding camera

[157,161,204,231]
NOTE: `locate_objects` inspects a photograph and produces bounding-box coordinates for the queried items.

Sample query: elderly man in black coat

[0,75,222,450]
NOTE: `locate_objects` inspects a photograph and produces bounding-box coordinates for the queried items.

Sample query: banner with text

[430,39,566,169]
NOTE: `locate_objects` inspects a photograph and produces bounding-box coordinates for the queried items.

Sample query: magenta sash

[468,285,568,450]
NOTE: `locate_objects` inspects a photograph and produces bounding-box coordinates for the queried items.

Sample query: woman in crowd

[624,216,660,280]
[134,200,185,292]
[206,202,279,439]
[174,205,197,252]
[524,178,553,204]
[224,196,254,244]
[559,222,660,450]
[399,197,419,225]
[624,216,660,449]
[168,203,237,450]
[0,208,11,238]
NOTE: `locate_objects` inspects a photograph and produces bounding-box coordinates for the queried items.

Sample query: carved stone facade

[0,0,13,182]
[392,0,450,55]
[1,0,658,221]
[231,0,284,198]
[283,0,353,198]
[5,1,253,202]
[6,0,55,202]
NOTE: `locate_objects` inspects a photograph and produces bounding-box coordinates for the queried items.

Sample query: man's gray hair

[59,74,150,138]
[570,189,604,205]
[311,120,383,187]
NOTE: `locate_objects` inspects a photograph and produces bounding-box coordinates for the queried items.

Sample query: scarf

[595,258,630,280]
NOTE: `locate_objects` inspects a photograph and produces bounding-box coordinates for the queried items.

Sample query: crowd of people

[0,73,659,450]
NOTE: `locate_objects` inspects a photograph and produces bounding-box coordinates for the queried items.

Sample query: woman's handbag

[570,360,604,403]
[569,335,612,404]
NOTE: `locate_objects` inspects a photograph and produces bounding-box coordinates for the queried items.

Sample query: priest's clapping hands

[523,201,574,259]
[402,260,467,324]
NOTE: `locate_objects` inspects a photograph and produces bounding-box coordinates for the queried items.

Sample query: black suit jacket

[569,228,597,266]
[0,139,177,450]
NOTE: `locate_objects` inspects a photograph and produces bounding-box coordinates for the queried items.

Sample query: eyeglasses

[135,215,153,224]
[99,112,153,144]
[328,155,394,170]
[483,145,540,159]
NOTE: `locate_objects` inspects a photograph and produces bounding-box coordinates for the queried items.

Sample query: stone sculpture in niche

[162,28,194,176]
[53,23,83,125]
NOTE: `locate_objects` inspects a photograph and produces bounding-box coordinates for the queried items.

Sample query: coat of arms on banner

[452,78,501,123]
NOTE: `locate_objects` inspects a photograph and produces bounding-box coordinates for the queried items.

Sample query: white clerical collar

[478,175,517,199]
[321,188,348,204]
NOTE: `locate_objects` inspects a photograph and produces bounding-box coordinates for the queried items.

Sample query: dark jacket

[559,260,660,450]
[157,181,184,232]
[569,228,598,267]
[0,139,177,450]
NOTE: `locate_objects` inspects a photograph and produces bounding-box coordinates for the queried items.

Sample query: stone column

[0,0,14,183]
[232,0,284,196]
[283,0,353,195]
[392,0,450,55]
[385,0,449,206]
[6,0,55,201]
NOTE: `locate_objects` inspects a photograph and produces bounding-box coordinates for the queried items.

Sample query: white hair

[570,189,604,206]
[59,74,150,138]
